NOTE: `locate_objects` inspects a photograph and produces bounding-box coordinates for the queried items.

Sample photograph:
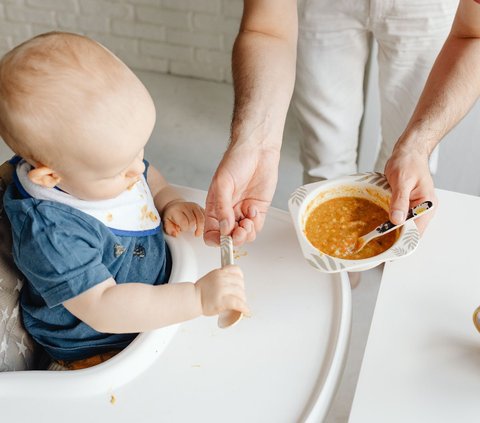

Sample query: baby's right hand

[195,265,250,317]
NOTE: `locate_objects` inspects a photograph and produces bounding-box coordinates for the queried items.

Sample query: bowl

[288,172,420,273]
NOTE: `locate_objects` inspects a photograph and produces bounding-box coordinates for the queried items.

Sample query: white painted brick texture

[0,0,242,82]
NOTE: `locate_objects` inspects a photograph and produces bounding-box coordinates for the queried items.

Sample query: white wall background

[0,0,242,82]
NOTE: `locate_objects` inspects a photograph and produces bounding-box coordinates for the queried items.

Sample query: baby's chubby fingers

[215,265,245,293]
[218,265,250,314]
[195,265,248,316]
[163,202,205,235]
[169,210,191,232]
[221,264,243,278]
[222,295,251,317]
[163,219,181,237]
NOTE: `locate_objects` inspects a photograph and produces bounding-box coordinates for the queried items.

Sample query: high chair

[0,160,351,422]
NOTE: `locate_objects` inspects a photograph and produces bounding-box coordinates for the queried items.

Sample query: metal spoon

[217,235,243,329]
[351,200,434,255]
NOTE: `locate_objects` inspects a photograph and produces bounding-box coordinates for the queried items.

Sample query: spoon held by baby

[218,235,243,329]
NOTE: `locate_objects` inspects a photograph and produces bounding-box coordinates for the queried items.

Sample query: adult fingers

[239,218,256,243]
[211,180,236,236]
[204,180,235,245]
[410,188,438,236]
[387,172,416,225]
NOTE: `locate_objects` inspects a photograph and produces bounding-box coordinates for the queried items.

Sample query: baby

[0,32,249,370]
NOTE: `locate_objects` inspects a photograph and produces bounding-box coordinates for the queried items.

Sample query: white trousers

[291,0,458,183]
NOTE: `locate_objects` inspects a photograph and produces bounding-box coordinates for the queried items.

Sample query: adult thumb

[206,180,235,236]
[389,182,412,225]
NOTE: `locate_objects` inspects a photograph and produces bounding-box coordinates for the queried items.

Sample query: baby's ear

[27,166,61,188]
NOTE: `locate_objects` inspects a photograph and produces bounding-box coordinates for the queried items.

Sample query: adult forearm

[230,30,297,150]
[397,35,480,154]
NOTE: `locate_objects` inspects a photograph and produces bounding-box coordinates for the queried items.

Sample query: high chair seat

[0,161,38,371]
[0,185,351,422]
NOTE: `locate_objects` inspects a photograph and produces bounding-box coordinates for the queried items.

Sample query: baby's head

[0,32,156,200]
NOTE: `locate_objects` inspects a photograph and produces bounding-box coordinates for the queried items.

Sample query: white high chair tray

[0,186,351,423]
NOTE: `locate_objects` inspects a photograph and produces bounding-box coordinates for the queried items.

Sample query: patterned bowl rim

[288,172,420,273]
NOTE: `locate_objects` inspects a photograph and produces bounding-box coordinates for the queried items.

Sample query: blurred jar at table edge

[473,306,480,333]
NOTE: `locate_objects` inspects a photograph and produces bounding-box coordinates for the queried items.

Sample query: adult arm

[386,0,480,233]
[204,0,298,246]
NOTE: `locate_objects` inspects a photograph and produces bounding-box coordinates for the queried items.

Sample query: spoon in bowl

[350,200,434,255]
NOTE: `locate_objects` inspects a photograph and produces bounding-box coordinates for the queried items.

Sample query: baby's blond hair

[0,32,142,170]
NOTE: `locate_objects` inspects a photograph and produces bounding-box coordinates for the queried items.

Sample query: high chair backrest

[0,160,38,371]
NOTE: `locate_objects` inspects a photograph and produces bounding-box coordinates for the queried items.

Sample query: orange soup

[304,197,399,260]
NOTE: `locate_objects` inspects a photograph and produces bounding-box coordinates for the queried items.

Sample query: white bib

[15,160,161,236]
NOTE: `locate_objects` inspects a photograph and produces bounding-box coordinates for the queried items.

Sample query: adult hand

[204,143,280,246]
[384,146,437,235]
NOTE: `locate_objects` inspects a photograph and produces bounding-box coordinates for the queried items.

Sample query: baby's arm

[63,265,249,333]
[147,165,205,236]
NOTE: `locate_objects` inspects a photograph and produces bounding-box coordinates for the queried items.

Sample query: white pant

[291,0,458,183]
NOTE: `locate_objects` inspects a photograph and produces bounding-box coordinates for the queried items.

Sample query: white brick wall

[0,0,243,82]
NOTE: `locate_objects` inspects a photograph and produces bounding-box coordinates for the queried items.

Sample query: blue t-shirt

[3,163,172,361]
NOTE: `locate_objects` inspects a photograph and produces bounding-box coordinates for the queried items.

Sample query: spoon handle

[354,200,434,253]
[218,235,243,329]
[374,200,434,237]
[220,234,235,266]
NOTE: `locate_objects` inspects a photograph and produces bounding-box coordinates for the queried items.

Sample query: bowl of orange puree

[288,172,420,273]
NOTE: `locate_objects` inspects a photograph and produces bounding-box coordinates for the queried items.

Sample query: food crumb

[140,205,148,220]
[233,249,248,260]
[148,211,158,222]
[106,212,113,222]
[110,394,116,405]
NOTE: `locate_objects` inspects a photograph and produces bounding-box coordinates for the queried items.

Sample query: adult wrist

[230,113,283,152]
[398,120,443,157]
[394,129,437,159]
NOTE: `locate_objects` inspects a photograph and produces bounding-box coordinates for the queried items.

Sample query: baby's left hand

[162,201,205,237]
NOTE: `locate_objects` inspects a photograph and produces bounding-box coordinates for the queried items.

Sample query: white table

[0,187,351,423]
[349,189,480,422]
